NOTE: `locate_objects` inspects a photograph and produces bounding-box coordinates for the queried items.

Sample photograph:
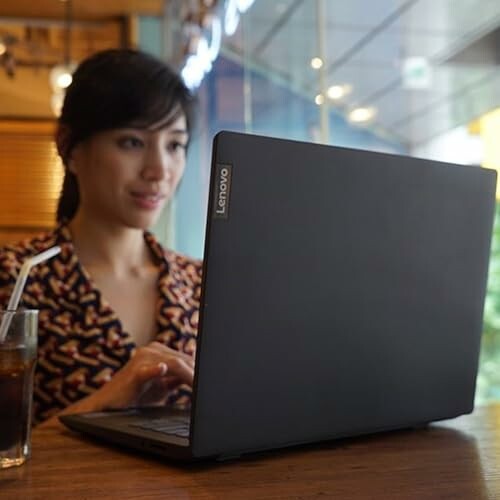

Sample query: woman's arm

[39,341,194,428]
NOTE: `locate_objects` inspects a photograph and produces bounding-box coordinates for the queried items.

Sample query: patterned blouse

[0,225,202,424]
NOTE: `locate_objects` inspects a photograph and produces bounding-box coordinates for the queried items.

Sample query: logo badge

[213,163,232,219]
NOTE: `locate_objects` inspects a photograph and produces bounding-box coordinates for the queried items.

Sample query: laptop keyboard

[131,415,190,438]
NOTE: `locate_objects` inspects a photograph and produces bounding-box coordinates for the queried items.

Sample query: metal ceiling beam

[252,0,305,56]
[324,0,419,77]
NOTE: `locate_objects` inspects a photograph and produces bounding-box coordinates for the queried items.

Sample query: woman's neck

[67,213,153,278]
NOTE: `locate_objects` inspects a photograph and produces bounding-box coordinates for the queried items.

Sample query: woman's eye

[168,141,187,153]
[118,136,144,149]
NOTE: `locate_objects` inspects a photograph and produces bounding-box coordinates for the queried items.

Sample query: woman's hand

[40,341,194,428]
[94,341,194,409]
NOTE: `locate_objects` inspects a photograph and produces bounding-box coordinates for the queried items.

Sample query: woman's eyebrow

[116,127,146,133]
[169,130,189,138]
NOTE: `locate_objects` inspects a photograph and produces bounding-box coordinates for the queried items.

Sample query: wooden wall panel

[0,124,63,245]
[0,20,126,119]
[0,1,162,20]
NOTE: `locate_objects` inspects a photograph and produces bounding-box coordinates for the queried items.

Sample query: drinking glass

[0,309,38,469]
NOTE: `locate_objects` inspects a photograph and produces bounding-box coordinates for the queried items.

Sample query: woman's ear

[55,124,75,171]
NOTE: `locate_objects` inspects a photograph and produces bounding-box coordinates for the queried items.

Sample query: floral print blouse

[0,225,202,424]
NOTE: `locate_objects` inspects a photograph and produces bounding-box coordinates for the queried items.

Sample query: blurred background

[0,0,498,404]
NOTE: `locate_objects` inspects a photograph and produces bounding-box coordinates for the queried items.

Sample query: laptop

[60,130,497,461]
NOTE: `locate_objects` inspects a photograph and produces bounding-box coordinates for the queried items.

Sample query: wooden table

[1,404,499,499]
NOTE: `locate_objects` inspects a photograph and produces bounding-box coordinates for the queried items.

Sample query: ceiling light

[49,63,76,91]
[348,107,377,123]
[315,94,325,105]
[327,84,352,100]
[311,57,323,70]
[57,71,72,88]
[49,0,74,114]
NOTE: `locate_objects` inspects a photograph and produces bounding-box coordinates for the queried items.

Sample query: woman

[0,49,201,425]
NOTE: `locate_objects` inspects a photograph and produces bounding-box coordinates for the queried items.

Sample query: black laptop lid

[191,131,497,458]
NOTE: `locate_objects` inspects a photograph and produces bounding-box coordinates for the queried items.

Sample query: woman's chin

[125,212,163,231]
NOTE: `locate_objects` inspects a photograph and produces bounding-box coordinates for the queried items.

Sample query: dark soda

[0,346,36,453]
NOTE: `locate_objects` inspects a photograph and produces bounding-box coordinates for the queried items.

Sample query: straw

[0,246,61,342]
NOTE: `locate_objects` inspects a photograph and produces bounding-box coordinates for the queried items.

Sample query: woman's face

[70,113,189,230]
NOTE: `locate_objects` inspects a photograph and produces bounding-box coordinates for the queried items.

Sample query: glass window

[153,0,500,404]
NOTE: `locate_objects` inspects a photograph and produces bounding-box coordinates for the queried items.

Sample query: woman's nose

[141,149,171,181]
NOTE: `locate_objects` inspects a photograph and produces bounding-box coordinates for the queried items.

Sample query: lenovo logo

[213,163,232,219]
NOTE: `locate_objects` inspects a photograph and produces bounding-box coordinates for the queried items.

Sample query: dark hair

[56,48,196,223]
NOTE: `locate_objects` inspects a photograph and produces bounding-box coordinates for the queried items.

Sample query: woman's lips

[130,191,166,210]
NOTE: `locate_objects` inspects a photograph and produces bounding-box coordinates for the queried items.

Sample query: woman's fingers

[120,342,195,409]
[134,358,193,389]
[148,341,194,364]
[134,362,167,386]
[133,359,193,407]
[164,357,194,386]
[137,376,171,407]
[138,342,195,382]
